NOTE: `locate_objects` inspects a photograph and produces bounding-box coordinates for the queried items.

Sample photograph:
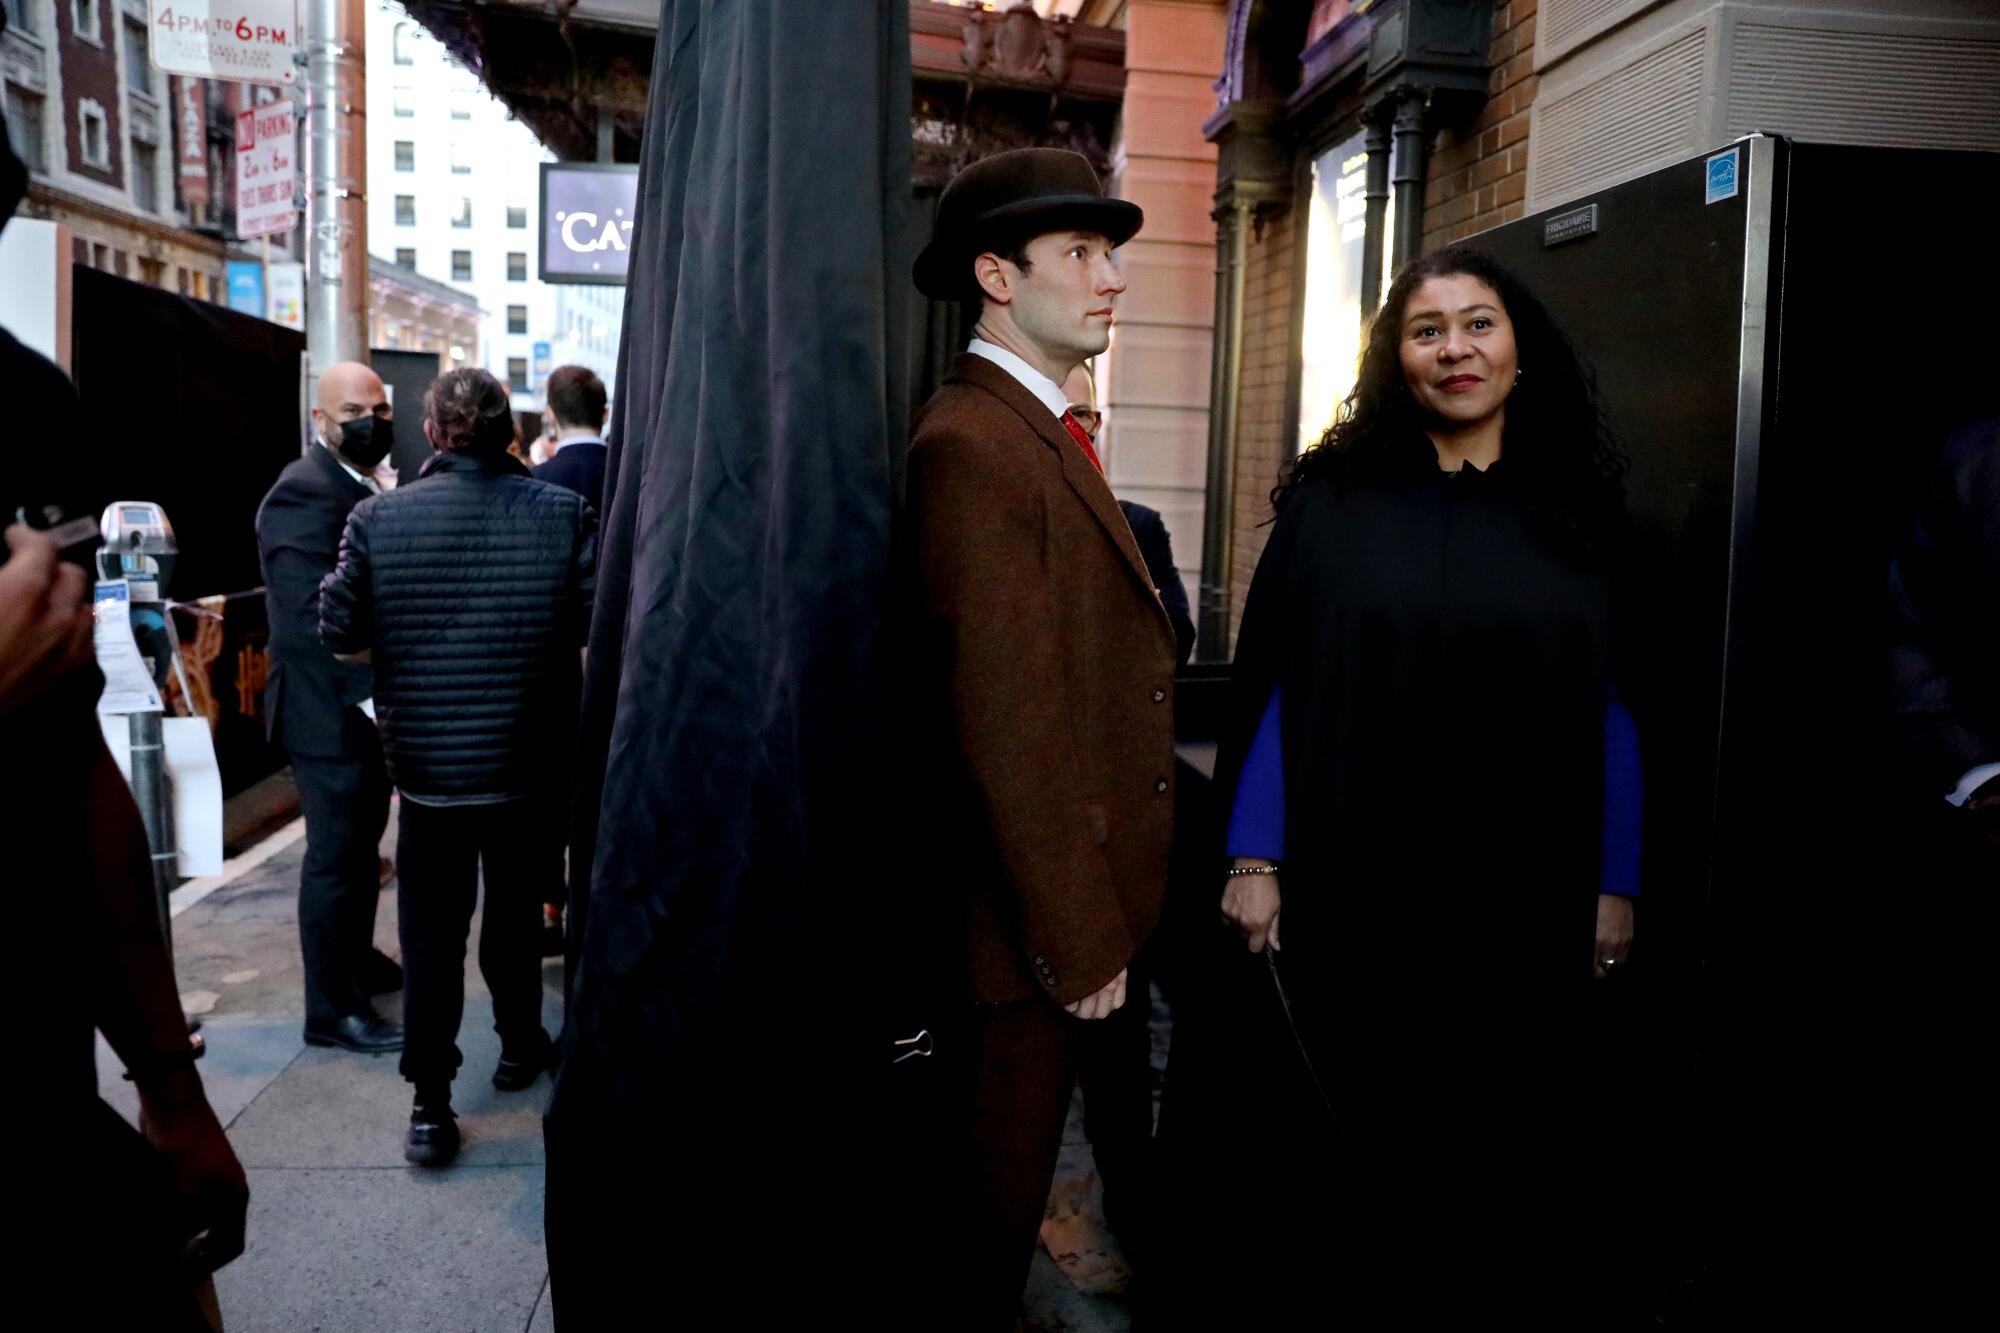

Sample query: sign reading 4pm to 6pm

[148,0,300,86]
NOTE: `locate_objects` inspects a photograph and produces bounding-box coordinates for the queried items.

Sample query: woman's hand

[1594,893,1634,979]
[1221,860,1282,953]
[0,525,94,718]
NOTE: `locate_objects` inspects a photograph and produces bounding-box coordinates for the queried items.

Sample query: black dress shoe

[361,949,404,995]
[493,1030,557,1091]
[303,1012,405,1054]
[405,1093,459,1167]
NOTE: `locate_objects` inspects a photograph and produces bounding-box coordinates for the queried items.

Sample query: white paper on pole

[147,0,300,85]
[266,261,306,329]
[93,581,165,716]
[235,99,298,240]
[98,717,227,878]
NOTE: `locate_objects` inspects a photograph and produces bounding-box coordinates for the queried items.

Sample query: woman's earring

[1514,367,1524,385]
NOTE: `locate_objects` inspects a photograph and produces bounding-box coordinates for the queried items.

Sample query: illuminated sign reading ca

[540,163,640,285]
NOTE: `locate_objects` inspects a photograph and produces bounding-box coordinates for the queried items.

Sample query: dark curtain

[545,2,911,1324]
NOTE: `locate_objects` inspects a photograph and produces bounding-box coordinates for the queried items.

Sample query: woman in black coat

[1154,249,1643,1327]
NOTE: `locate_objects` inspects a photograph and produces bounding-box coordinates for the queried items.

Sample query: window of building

[451,250,472,281]
[507,357,528,391]
[506,205,527,229]
[393,87,415,117]
[2,0,36,36]
[450,90,475,121]
[122,17,152,96]
[395,247,416,270]
[507,304,527,334]
[394,140,414,172]
[450,196,472,228]
[507,252,526,281]
[139,257,165,286]
[395,194,415,225]
[3,86,46,175]
[131,141,156,211]
[1296,130,1398,451]
[71,0,100,45]
[77,99,109,169]
[392,22,415,65]
[449,142,472,175]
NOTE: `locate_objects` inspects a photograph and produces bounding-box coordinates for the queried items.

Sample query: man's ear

[422,420,440,450]
[972,252,1012,306]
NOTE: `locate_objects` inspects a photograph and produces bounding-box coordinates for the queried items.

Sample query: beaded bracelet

[1225,864,1280,877]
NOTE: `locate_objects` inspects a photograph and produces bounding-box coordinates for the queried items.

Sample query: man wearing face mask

[254,361,406,1053]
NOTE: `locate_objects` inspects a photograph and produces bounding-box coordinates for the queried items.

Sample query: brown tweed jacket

[904,353,1177,1006]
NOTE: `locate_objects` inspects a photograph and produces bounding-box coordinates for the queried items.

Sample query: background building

[3,0,292,297]
[364,2,622,409]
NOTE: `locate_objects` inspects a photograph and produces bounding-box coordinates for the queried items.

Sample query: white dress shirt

[967,338,1069,424]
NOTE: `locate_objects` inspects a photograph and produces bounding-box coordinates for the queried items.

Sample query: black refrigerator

[1472,136,1998,1319]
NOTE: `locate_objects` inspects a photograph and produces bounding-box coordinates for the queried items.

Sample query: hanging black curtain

[544,2,911,1323]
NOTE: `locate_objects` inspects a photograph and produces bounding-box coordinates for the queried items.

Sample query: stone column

[1099,0,1228,595]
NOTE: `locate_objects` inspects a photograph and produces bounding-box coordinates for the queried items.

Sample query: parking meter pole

[126,709,178,961]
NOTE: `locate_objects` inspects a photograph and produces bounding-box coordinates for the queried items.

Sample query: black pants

[1075,954,1155,1240]
[291,735,391,1025]
[396,796,549,1088]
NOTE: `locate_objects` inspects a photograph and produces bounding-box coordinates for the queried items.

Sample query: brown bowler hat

[914,148,1144,301]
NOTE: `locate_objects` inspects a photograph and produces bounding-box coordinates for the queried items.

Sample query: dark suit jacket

[1118,500,1196,668]
[905,354,1178,1006]
[533,439,608,516]
[255,444,376,759]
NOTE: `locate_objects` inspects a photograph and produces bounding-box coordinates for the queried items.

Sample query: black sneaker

[493,1030,557,1092]
[405,1090,459,1167]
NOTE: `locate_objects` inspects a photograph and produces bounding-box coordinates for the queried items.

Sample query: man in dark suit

[532,365,609,515]
[904,148,1175,1330]
[255,361,404,1054]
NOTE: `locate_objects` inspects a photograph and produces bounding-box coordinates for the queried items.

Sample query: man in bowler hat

[903,148,1177,1327]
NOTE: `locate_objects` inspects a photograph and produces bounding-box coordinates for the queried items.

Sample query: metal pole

[126,711,178,961]
[1390,88,1428,275]
[305,0,369,377]
[1196,198,1252,661]
[1361,106,1393,318]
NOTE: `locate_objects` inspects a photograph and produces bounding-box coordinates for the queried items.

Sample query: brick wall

[1226,202,1296,640]
[1422,0,1537,252]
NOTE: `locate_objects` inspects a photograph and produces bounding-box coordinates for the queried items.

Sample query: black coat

[318,450,597,801]
[1118,499,1195,667]
[255,444,377,759]
[533,439,608,516]
[1888,413,2000,797]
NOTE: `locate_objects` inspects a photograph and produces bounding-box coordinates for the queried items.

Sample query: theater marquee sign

[539,163,639,286]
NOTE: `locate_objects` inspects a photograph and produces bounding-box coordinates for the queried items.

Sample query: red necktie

[1060,409,1104,475]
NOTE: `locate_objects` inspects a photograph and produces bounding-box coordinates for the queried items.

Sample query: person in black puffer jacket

[320,367,597,1167]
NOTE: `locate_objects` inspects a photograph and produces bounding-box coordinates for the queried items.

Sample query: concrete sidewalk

[101,800,1144,1332]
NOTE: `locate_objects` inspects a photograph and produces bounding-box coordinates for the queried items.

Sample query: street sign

[148,0,300,86]
[235,99,297,240]
[266,261,305,330]
[531,340,552,391]
[175,77,210,207]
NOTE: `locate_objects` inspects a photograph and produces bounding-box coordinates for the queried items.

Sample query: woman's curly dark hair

[1275,247,1628,563]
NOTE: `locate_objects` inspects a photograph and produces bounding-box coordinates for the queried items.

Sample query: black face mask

[333,414,394,470]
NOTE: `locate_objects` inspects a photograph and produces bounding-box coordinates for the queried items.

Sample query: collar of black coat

[417,449,523,480]
[944,352,1175,649]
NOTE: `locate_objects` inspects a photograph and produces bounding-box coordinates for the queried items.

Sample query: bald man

[255,362,405,1053]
